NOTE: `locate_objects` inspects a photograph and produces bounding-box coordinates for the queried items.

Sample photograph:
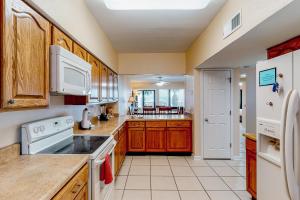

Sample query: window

[158,89,185,107]
[136,90,155,109]
[158,89,169,106]
[143,90,155,107]
[170,89,185,107]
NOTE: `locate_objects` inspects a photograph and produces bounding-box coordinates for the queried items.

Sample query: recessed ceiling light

[104,0,211,10]
[240,74,247,78]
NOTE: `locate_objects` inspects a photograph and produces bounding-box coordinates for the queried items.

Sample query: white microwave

[50,45,91,96]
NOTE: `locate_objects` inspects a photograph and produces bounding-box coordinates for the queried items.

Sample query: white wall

[117,76,132,116]
[185,76,194,114]
[26,0,118,70]
[118,53,186,75]
[0,96,102,148]
[186,0,294,73]
[232,68,241,157]
[241,67,257,133]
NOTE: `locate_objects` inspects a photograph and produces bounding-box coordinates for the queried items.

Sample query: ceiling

[199,0,300,68]
[127,75,186,83]
[86,0,226,53]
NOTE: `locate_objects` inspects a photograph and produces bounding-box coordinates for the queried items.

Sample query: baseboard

[192,155,203,160]
[231,155,243,160]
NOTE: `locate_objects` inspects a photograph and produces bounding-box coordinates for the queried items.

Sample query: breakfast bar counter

[74,114,192,136]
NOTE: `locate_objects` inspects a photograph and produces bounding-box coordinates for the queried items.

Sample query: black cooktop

[39,135,110,154]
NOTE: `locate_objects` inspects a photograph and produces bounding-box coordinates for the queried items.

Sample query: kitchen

[1,0,300,200]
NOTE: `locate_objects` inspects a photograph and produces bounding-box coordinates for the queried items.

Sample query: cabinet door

[2,0,50,109]
[128,128,145,152]
[167,128,192,152]
[108,69,114,100]
[74,184,88,200]
[114,132,120,176]
[73,43,87,61]
[51,26,73,51]
[88,54,100,102]
[246,148,257,198]
[100,64,108,100]
[113,73,119,100]
[146,128,166,152]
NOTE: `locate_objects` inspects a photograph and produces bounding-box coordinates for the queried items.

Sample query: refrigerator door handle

[281,89,293,197]
[283,90,300,200]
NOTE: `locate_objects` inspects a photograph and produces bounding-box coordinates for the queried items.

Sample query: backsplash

[0,96,102,148]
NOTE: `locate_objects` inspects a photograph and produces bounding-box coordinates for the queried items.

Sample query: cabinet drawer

[52,164,88,200]
[167,120,191,127]
[246,138,256,153]
[146,121,166,127]
[74,184,88,200]
[127,121,145,127]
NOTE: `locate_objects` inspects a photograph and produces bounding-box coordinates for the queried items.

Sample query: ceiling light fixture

[104,0,211,10]
[155,77,168,87]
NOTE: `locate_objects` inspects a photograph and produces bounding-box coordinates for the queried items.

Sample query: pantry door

[203,70,231,159]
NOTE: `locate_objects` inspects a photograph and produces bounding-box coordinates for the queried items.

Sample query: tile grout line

[121,156,132,200]
[209,161,242,199]
[167,156,182,200]
[185,156,212,200]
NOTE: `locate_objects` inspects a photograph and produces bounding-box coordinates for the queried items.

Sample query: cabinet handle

[71,183,81,194]
[7,99,16,104]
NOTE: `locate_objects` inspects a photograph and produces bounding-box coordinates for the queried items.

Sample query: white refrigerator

[256,49,300,200]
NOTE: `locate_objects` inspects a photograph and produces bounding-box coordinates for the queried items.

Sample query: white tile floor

[112,154,251,200]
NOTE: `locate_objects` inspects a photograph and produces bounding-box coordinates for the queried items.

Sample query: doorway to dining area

[124,75,187,115]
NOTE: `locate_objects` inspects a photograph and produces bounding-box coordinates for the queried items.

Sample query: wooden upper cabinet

[88,54,100,102]
[100,64,108,100]
[1,0,50,109]
[108,69,114,100]
[51,26,73,51]
[73,43,87,61]
[113,72,119,100]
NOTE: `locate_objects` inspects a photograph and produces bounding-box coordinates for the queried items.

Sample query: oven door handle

[94,141,116,166]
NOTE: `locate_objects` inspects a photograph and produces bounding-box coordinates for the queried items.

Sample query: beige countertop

[74,115,192,136]
[0,144,89,200]
[243,133,257,141]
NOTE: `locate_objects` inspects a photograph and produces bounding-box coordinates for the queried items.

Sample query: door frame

[200,69,233,159]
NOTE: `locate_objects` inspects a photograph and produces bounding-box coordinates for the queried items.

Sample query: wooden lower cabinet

[114,132,120,176]
[146,128,166,152]
[52,164,88,200]
[127,127,145,152]
[114,124,127,176]
[127,120,192,153]
[167,128,192,152]
[246,138,257,199]
[74,184,88,200]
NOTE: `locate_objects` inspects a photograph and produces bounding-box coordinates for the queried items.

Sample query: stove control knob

[33,127,39,134]
[39,126,45,132]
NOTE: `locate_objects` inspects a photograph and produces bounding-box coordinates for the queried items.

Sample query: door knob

[204,118,209,122]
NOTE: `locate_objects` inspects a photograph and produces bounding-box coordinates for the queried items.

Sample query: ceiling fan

[155,76,169,87]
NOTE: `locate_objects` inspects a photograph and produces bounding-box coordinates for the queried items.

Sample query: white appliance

[21,116,116,200]
[81,108,92,130]
[50,45,92,96]
[257,50,300,200]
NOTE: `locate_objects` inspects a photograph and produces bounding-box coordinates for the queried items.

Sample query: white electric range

[21,116,116,200]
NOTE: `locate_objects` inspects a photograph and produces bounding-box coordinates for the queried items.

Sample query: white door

[203,70,231,159]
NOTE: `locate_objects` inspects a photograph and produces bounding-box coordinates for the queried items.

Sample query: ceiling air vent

[223,10,242,39]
